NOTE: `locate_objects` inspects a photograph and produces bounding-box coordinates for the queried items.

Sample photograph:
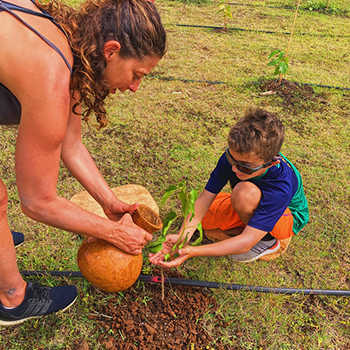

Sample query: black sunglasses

[225,148,278,175]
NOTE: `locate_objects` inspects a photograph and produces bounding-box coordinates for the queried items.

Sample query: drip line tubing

[148,75,350,91]
[228,2,295,10]
[228,2,349,12]
[174,23,350,38]
[21,270,350,297]
[149,75,225,85]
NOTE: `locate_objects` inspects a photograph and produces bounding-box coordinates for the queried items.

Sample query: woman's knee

[231,182,261,212]
[0,179,8,216]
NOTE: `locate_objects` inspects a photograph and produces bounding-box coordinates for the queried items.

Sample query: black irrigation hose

[228,2,350,12]
[174,23,350,38]
[149,74,226,85]
[148,74,350,92]
[228,2,295,10]
[228,2,350,16]
[21,270,350,297]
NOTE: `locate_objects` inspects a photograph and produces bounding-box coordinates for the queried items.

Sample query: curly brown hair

[37,0,167,128]
[228,107,285,161]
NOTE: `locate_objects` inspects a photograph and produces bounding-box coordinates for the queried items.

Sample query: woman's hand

[148,234,193,267]
[103,199,139,221]
[111,213,153,255]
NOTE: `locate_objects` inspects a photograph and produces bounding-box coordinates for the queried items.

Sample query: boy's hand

[148,235,193,267]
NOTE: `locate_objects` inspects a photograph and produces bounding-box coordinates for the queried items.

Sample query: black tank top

[0,0,72,125]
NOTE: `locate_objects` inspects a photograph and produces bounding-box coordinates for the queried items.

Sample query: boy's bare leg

[230,181,261,224]
[0,179,27,308]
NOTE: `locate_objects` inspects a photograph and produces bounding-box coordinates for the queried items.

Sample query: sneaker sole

[229,240,281,263]
[0,295,78,326]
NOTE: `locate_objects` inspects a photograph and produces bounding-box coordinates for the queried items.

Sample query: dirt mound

[87,269,227,350]
[259,78,316,109]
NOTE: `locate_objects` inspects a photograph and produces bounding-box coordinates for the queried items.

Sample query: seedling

[218,0,233,31]
[267,0,302,85]
[267,49,289,83]
[148,180,203,261]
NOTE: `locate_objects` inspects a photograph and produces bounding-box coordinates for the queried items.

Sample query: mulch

[82,269,229,350]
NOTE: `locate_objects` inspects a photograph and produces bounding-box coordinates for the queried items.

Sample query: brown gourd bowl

[77,237,142,293]
[77,204,162,293]
[132,204,163,234]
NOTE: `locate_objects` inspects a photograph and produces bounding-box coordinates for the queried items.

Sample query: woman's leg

[0,179,27,307]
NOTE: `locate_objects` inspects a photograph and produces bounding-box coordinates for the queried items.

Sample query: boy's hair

[228,107,284,161]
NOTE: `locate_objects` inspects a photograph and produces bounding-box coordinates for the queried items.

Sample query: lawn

[0,0,349,349]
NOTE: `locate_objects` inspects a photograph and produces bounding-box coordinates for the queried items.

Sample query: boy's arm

[152,225,267,267]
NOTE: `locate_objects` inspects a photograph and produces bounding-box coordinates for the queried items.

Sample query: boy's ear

[103,40,122,60]
[268,158,280,168]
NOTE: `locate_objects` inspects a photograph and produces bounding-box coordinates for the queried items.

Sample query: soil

[259,78,316,108]
[257,78,332,114]
[84,268,228,350]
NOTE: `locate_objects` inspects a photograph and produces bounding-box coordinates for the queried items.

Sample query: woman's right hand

[110,213,153,255]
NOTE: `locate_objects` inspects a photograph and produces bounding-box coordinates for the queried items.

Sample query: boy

[149,107,309,267]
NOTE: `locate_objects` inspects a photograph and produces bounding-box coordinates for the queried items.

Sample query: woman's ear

[103,41,122,60]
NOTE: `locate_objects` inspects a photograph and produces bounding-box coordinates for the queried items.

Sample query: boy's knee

[231,182,261,212]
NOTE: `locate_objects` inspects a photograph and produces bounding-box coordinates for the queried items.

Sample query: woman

[0,0,166,325]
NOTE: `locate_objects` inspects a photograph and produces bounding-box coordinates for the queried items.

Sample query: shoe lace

[31,283,50,302]
[251,239,276,254]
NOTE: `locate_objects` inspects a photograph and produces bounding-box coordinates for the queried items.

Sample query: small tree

[148,180,203,260]
[218,0,233,31]
[147,180,203,300]
[267,0,302,84]
[267,49,289,84]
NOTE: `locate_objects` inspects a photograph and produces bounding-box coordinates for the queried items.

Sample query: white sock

[2,305,16,310]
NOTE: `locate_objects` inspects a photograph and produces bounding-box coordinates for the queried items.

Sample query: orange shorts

[201,192,294,240]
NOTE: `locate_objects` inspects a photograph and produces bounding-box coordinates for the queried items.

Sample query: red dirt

[86,269,228,350]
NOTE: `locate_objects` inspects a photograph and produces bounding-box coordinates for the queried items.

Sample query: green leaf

[279,61,289,74]
[268,49,281,59]
[160,185,178,206]
[191,223,203,246]
[177,180,187,192]
[267,59,279,67]
[149,235,166,247]
[148,242,164,254]
[277,51,286,60]
[186,190,198,219]
[160,211,177,237]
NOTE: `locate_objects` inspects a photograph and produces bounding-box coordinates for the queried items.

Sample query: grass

[1,0,350,348]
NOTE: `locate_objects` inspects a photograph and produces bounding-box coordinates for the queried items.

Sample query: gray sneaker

[229,238,280,263]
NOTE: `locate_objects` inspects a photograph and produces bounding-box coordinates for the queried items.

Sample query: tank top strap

[0,0,72,74]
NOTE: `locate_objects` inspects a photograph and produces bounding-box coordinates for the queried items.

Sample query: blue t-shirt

[205,152,309,234]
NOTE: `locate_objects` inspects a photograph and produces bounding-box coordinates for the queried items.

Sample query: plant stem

[278,0,302,84]
[161,267,164,301]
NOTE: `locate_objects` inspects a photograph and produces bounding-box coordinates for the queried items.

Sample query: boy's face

[226,149,277,180]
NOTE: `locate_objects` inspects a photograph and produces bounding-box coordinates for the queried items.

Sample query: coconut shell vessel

[77,237,143,293]
[132,204,163,233]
